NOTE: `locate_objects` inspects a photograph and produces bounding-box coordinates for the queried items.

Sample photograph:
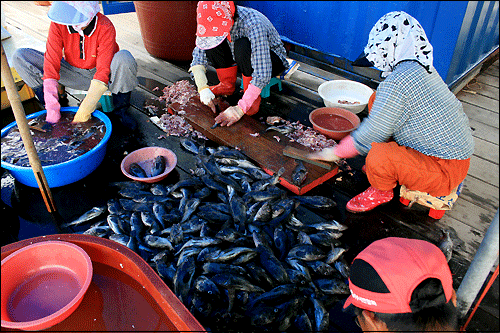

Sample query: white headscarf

[48,1,100,36]
[363,11,433,77]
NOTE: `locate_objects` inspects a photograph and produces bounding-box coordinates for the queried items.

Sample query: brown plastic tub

[1,234,205,332]
[134,1,198,61]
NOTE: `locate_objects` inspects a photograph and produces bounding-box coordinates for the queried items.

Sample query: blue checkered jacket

[352,61,475,159]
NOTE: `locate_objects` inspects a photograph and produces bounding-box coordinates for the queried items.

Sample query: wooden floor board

[460,177,499,212]
[463,102,500,128]
[457,90,499,112]
[473,137,500,164]
[468,155,499,187]
[469,119,500,144]
[476,74,500,88]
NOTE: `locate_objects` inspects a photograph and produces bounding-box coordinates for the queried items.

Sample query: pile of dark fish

[65,139,352,332]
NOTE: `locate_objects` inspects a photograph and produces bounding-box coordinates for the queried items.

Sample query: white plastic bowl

[318,80,374,114]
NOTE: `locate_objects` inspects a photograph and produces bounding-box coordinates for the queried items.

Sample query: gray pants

[11,48,138,94]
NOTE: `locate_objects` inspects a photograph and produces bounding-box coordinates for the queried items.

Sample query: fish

[291,160,308,186]
[150,184,170,196]
[213,174,243,193]
[176,237,221,255]
[150,155,166,177]
[306,260,336,276]
[264,124,295,135]
[109,233,130,246]
[334,260,350,279]
[246,303,279,327]
[325,246,347,264]
[180,137,201,155]
[156,260,177,283]
[438,228,454,262]
[211,273,265,293]
[287,244,326,261]
[243,187,285,204]
[253,201,273,223]
[293,310,313,331]
[228,186,247,232]
[82,225,111,237]
[194,275,220,297]
[247,283,297,308]
[251,167,285,191]
[292,195,337,210]
[256,244,290,284]
[275,296,305,331]
[144,235,174,250]
[211,148,248,160]
[312,297,330,331]
[107,199,122,215]
[60,206,107,228]
[307,220,348,232]
[204,247,256,263]
[201,262,248,277]
[106,214,126,235]
[313,278,350,295]
[129,162,148,178]
[109,180,148,191]
[215,157,258,170]
[153,202,169,225]
[180,198,201,223]
[174,255,197,303]
[168,223,184,245]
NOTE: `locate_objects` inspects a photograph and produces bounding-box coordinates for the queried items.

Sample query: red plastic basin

[1,235,205,332]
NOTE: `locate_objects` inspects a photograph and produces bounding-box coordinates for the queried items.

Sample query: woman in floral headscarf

[12,1,139,129]
[309,11,474,213]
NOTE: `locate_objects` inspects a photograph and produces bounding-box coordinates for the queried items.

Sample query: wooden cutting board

[165,97,338,195]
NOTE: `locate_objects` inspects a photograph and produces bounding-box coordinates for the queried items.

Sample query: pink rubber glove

[237,83,262,113]
[334,135,359,158]
[214,106,244,126]
[307,135,359,162]
[43,78,61,123]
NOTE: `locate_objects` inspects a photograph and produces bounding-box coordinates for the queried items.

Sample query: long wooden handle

[1,42,57,213]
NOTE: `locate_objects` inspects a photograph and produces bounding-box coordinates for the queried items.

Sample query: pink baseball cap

[195,1,235,50]
[343,237,453,313]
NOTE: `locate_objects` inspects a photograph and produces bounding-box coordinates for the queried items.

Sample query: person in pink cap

[12,1,139,130]
[343,237,458,332]
[189,1,298,127]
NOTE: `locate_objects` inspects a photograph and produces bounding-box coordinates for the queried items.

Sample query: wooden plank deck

[2,2,498,331]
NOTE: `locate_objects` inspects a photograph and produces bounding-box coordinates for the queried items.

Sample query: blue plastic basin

[1,107,112,188]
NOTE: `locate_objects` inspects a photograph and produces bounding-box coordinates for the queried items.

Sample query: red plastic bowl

[121,147,177,183]
[309,107,360,140]
[1,241,93,331]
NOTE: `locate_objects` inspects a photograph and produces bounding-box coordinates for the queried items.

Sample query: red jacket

[43,12,119,85]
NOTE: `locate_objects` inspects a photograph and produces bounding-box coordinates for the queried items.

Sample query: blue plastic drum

[1,107,112,188]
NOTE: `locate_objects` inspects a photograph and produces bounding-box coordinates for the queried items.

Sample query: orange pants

[365,141,470,197]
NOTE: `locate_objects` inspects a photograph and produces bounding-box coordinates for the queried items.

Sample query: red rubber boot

[346,186,394,213]
[210,66,238,96]
[241,75,261,116]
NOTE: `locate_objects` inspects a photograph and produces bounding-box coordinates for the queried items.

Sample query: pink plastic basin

[120,147,177,183]
[1,241,92,331]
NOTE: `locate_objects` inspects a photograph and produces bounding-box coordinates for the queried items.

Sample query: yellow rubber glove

[73,79,108,122]
[189,64,215,111]
[189,65,209,92]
